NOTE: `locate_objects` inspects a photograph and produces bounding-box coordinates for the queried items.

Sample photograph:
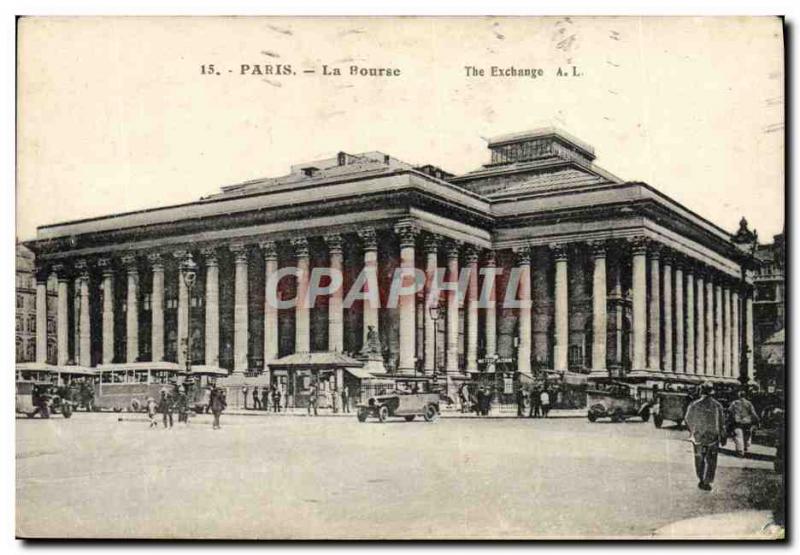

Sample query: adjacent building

[25,127,761,400]
[16,245,57,364]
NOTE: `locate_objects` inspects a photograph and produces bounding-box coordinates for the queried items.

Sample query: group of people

[457,384,493,416]
[146,383,227,430]
[685,382,762,491]
[515,387,552,418]
[242,385,284,413]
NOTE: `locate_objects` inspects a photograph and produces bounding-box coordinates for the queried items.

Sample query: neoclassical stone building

[26,128,759,392]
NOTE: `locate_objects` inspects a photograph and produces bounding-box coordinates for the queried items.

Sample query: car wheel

[640,408,650,422]
[378,405,389,423]
[130,399,141,413]
[27,411,35,419]
[62,405,73,419]
[423,404,438,422]
[587,412,598,423]
[404,415,415,422]
[653,414,663,428]
[357,409,368,422]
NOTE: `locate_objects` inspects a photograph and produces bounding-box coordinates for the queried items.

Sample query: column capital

[324,233,344,254]
[51,263,68,281]
[648,242,663,260]
[258,240,278,261]
[146,252,165,269]
[172,249,190,264]
[230,242,249,264]
[357,227,378,252]
[290,237,309,259]
[661,248,675,266]
[97,257,114,276]
[444,239,461,259]
[589,240,607,259]
[549,242,568,261]
[423,234,439,255]
[513,246,532,266]
[482,249,497,267]
[74,259,90,279]
[394,221,419,248]
[199,246,219,266]
[629,235,649,255]
[121,254,139,273]
[34,265,49,283]
[463,244,480,264]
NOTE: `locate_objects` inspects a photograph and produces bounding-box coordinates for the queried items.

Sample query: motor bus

[94,362,184,412]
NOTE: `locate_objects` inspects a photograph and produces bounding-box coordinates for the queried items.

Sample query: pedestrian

[685,382,727,491]
[473,388,483,417]
[516,386,526,417]
[307,383,318,416]
[242,385,249,410]
[253,386,261,411]
[146,396,158,428]
[158,389,173,429]
[176,386,189,424]
[540,389,551,418]
[272,385,281,413]
[459,384,470,413]
[530,387,542,418]
[480,386,491,416]
[727,389,760,457]
[261,386,270,412]
[210,387,227,429]
[341,386,350,414]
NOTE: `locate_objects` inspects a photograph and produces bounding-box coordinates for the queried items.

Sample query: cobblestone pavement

[16,412,783,539]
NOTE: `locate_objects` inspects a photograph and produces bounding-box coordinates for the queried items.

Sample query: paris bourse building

[26,127,759,389]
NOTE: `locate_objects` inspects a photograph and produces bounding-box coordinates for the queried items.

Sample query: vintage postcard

[15,16,785,540]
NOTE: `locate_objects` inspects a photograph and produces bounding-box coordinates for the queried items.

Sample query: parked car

[357,391,440,423]
[652,390,692,428]
[586,381,650,423]
[16,380,73,419]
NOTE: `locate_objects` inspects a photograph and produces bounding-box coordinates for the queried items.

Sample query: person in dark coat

[158,389,173,429]
[530,387,542,418]
[480,386,491,416]
[210,387,227,429]
[516,387,526,417]
[272,386,281,413]
[175,386,189,424]
[685,382,727,491]
[252,386,261,411]
[307,384,318,416]
[341,387,350,414]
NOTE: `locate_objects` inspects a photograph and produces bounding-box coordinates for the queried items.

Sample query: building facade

[16,245,57,364]
[754,231,785,391]
[26,128,759,392]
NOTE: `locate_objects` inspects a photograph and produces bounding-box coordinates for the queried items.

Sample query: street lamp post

[181,254,198,378]
[428,300,443,382]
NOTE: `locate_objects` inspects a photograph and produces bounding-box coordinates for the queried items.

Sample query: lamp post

[181,254,198,378]
[429,300,443,382]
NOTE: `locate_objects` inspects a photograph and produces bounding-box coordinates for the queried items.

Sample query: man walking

[272,385,281,413]
[252,386,261,411]
[242,385,249,410]
[158,389,173,429]
[516,386,526,417]
[307,383,318,416]
[539,389,551,418]
[685,382,727,491]
[341,386,350,414]
[210,386,227,430]
[727,389,760,457]
[261,386,270,412]
[530,387,542,418]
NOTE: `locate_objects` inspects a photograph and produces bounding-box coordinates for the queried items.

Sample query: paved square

[16,412,781,539]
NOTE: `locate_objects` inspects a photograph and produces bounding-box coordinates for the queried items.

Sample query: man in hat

[210,386,227,429]
[727,389,761,457]
[685,382,727,491]
[252,386,261,411]
[158,389,173,429]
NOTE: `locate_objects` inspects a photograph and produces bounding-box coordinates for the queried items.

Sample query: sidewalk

[223,406,587,419]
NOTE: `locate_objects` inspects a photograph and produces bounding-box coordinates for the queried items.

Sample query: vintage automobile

[652,390,692,428]
[586,381,650,423]
[357,391,440,423]
[16,380,73,419]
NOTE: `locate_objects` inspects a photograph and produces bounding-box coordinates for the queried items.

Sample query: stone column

[714,283,723,377]
[648,245,661,371]
[202,248,220,367]
[35,270,48,363]
[75,260,91,367]
[685,267,695,374]
[53,265,69,366]
[552,243,569,371]
[122,254,139,363]
[631,238,648,370]
[723,286,731,378]
[732,290,740,382]
[445,241,461,373]
[745,291,754,383]
[148,253,165,362]
[674,260,685,374]
[483,250,498,373]
[232,243,250,370]
[423,236,439,374]
[591,242,607,372]
[357,228,379,346]
[261,241,279,368]
[695,271,706,373]
[662,253,673,373]
[325,234,345,353]
[515,247,532,374]
[394,223,418,374]
[98,258,115,364]
[612,257,623,368]
[175,251,189,367]
[292,238,310,354]
[705,275,715,375]
[464,245,480,373]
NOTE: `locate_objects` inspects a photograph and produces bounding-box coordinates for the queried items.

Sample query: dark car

[16,381,73,419]
[357,391,440,423]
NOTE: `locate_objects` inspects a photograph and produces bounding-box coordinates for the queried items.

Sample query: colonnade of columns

[33,230,756,384]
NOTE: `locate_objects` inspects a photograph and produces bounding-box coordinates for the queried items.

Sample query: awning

[187,365,229,376]
[344,367,378,380]
[95,362,183,372]
[16,362,58,372]
[269,351,365,370]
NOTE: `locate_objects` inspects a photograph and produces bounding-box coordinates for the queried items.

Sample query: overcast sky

[17,16,784,242]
